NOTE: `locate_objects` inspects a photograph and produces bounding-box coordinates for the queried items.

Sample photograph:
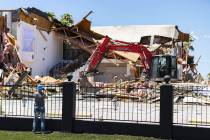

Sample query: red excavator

[83,36,177,82]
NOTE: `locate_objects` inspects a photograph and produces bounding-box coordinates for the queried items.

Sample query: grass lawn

[0,131,160,140]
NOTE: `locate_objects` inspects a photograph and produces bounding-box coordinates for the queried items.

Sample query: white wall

[17,21,63,77]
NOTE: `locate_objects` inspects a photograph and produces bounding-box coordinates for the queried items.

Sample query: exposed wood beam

[65,38,92,54]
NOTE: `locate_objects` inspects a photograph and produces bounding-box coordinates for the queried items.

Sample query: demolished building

[0,8,103,83]
[0,7,201,85]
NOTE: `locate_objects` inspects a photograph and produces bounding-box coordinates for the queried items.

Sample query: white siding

[17,21,63,76]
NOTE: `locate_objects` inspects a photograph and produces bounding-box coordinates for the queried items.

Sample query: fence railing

[0,84,62,119]
[173,85,210,127]
[1,81,210,127]
[76,83,160,124]
[1,81,210,139]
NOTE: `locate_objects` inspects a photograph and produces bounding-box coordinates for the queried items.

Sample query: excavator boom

[85,36,152,74]
[86,36,111,72]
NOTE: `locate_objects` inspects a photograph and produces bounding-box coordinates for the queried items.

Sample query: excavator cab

[150,55,177,82]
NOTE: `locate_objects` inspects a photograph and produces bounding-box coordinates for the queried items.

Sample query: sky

[1,0,210,78]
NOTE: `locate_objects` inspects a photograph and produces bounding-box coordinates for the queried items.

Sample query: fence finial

[164,75,170,84]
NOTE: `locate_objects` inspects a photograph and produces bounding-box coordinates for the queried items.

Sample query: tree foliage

[47,12,56,21]
[60,13,73,26]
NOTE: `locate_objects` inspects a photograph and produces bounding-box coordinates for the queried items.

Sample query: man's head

[37,84,45,92]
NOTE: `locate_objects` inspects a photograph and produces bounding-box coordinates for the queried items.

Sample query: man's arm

[42,92,48,99]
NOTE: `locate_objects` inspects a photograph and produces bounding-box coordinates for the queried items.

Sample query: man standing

[32,84,46,133]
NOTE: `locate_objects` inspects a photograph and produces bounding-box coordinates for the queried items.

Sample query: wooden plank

[30,13,52,32]
[27,75,37,86]
[113,51,140,62]
[65,38,92,54]
[70,29,96,43]
[19,10,52,32]
[19,10,34,25]
[0,16,5,32]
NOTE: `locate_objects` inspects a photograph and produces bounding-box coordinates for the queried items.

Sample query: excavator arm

[85,36,152,74]
[86,36,111,72]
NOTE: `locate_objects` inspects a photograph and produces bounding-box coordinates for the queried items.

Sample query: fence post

[62,82,76,132]
[160,75,173,139]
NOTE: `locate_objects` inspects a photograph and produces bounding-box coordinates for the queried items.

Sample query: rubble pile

[0,31,32,85]
[80,79,210,105]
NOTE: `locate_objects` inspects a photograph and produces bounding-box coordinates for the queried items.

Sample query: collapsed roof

[12,7,104,53]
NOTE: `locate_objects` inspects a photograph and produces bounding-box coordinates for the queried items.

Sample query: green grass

[0,131,160,140]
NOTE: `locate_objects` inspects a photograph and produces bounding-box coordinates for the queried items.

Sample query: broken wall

[17,21,63,76]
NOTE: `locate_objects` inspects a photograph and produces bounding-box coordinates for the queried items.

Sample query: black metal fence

[173,84,210,127]
[1,81,210,139]
[0,84,62,119]
[77,83,160,124]
[75,82,210,139]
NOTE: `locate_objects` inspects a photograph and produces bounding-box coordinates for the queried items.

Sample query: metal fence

[173,85,210,127]
[0,84,62,119]
[2,81,210,128]
[76,83,160,124]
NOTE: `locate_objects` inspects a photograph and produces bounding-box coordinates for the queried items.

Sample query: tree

[47,12,56,21]
[60,13,73,26]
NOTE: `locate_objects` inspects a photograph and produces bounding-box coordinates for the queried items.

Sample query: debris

[112,51,140,62]
[35,76,62,84]
[183,96,210,105]
[8,70,30,95]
